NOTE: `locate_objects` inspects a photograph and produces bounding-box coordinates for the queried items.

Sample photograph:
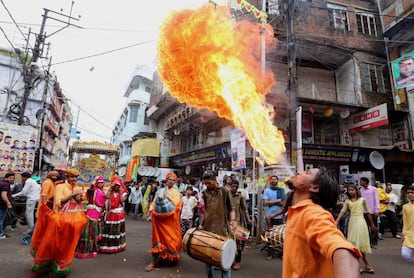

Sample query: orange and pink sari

[30,202,87,276]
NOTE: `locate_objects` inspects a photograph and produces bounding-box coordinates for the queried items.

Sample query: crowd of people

[1,167,414,277]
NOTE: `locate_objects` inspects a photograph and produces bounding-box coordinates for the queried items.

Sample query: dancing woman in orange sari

[145,172,183,272]
[31,168,87,276]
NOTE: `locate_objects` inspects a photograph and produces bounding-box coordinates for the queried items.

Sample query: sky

[0,0,228,142]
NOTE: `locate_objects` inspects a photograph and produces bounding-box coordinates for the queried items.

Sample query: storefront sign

[392,121,410,150]
[303,147,353,162]
[348,103,388,133]
[171,144,231,167]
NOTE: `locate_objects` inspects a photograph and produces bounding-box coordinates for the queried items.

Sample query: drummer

[229,179,252,270]
[199,170,237,278]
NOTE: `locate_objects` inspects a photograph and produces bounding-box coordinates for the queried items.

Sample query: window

[124,143,131,156]
[144,106,149,125]
[129,105,139,123]
[302,112,313,144]
[313,116,339,145]
[327,3,349,30]
[145,86,151,93]
[360,63,389,94]
[267,0,281,16]
[356,10,378,36]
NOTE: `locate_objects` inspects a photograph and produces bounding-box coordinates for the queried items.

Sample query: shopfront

[302,145,413,184]
[169,143,232,177]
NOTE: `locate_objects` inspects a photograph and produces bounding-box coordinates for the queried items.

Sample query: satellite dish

[138,166,146,176]
[154,167,161,177]
[185,165,191,175]
[340,110,350,119]
[147,167,155,176]
[142,166,149,176]
[118,166,126,177]
[369,151,385,170]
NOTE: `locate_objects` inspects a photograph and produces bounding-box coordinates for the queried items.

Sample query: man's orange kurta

[54,182,83,212]
[283,199,361,278]
[40,178,55,204]
[149,187,183,262]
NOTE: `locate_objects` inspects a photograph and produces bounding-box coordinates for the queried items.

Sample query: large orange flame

[157,3,285,164]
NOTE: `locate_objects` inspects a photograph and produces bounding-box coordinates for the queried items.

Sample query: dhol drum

[266,224,286,248]
[231,225,250,241]
[183,228,236,270]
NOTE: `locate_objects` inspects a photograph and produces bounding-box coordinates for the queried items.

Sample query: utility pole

[18,10,48,125]
[286,0,297,166]
[255,0,267,242]
[37,56,52,176]
[18,3,82,126]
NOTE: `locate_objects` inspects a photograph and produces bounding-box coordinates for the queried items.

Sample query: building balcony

[45,117,59,137]
[50,97,63,121]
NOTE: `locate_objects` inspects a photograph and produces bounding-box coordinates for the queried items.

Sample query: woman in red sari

[145,172,183,272]
[99,177,128,253]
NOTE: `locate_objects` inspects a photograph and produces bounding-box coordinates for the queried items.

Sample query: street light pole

[253,0,268,241]
[286,0,297,166]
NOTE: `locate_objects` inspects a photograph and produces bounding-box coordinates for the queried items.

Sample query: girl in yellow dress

[336,183,377,274]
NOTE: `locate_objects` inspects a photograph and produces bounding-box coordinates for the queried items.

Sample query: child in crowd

[336,183,377,274]
[180,186,198,237]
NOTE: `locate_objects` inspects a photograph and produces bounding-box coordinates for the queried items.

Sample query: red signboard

[348,103,388,133]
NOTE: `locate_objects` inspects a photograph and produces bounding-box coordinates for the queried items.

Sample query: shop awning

[131,138,160,157]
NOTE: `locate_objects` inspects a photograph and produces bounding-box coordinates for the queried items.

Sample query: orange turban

[166,172,177,181]
[64,168,80,177]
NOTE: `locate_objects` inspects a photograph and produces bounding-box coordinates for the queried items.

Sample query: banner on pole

[230,128,246,170]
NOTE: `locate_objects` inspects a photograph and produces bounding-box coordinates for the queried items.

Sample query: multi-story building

[264,0,413,183]
[111,65,154,176]
[378,0,414,183]
[146,0,413,183]
[44,78,72,170]
[0,47,72,175]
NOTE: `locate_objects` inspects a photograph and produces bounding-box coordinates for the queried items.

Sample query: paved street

[0,215,412,278]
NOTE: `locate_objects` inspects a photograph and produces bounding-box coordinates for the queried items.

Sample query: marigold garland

[234,0,268,22]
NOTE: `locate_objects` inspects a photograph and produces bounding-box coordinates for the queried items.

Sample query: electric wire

[0,20,156,33]
[76,125,111,141]
[0,23,17,51]
[0,0,28,41]
[61,94,115,131]
[51,39,155,66]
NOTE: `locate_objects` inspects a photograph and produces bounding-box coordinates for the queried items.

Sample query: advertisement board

[391,51,414,89]
[0,123,37,175]
[230,128,246,170]
[348,103,388,133]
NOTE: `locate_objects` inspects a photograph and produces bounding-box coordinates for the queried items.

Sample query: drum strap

[221,188,231,236]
